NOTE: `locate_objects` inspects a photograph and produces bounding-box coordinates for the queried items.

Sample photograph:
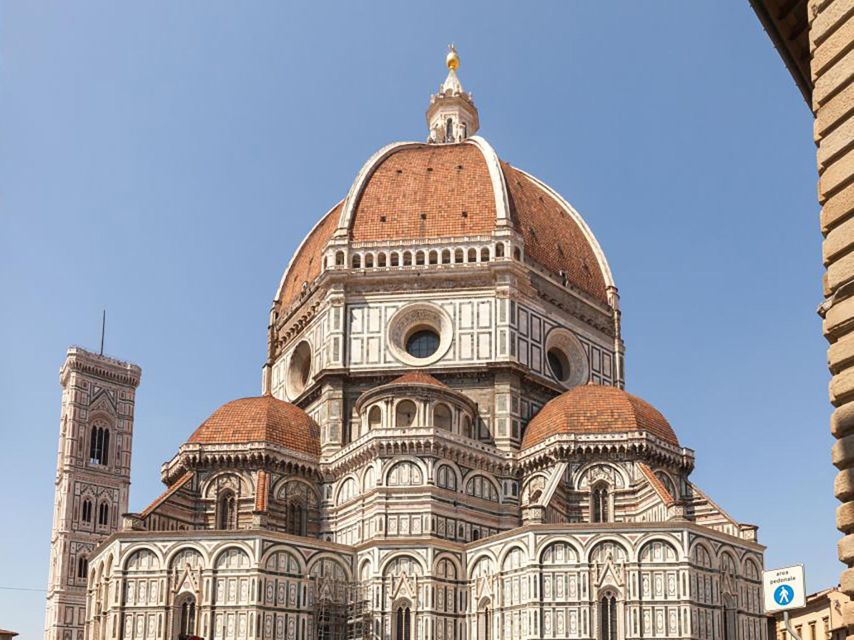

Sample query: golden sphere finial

[446,44,460,72]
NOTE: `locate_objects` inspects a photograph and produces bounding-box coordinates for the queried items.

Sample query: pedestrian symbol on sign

[774,585,794,606]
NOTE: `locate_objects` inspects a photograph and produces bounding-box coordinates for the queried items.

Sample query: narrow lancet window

[592,482,610,523]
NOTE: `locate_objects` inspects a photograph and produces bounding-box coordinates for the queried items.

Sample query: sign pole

[783,611,801,639]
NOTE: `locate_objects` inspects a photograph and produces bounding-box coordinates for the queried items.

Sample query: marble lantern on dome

[61,48,767,640]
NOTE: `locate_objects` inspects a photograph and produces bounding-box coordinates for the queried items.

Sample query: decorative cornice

[324,429,514,477]
[62,346,142,387]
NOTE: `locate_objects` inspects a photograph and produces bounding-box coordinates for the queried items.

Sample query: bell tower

[44,347,141,640]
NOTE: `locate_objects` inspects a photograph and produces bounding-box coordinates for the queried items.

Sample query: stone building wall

[85,525,764,640]
[811,1,854,634]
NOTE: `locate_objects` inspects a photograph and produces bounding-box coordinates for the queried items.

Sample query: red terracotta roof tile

[275,143,611,315]
[388,371,448,387]
[522,384,679,449]
[188,395,320,456]
[351,143,495,241]
[503,164,608,304]
[278,202,342,312]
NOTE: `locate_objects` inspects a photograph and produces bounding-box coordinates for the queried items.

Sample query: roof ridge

[140,471,193,518]
[638,462,676,507]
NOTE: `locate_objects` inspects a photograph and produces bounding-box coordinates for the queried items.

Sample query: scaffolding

[313,581,376,640]
[346,594,374,640]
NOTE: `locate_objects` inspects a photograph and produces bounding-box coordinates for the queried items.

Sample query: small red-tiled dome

[388,371,448,387]
[188,395,320,456]
[522,385,679,449]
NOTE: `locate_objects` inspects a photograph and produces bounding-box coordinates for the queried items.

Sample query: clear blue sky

[0,2,824,636]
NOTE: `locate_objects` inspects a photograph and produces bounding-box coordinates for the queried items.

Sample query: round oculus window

[547,348,570,382]
[286,341,312,399]
[543,328,589,388]
[386,302,453,366]
[406,329,440,359]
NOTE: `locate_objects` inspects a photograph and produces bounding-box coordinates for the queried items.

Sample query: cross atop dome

[426,45,479,143]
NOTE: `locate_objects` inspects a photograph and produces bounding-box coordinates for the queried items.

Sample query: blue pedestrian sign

[774,584,794,606]
[763,565,806,612]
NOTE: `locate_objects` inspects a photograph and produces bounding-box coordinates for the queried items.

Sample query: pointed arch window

[178,594,196,638]
[77,556,88,579]
[722,594,737,640]
[89,425,109,465]
[591,482,610,523]
[81,499,93,523]
[217,490,237,530]
[286,500,307,536]
[445,118,454,142]
[98,502,109,527]
[394,605,412,640]
[477,602,491,640]
[599,591,617,640]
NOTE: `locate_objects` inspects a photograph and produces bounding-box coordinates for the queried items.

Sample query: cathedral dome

[187,395,320,455]
[273,141,614,316]
[521,385,679,449]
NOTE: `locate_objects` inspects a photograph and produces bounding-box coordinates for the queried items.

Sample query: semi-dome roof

[187,395,320,456]
[387,371,448,388]
[273,139,614,314]
[521,385,679,449]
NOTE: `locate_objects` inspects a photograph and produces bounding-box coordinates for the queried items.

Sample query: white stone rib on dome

[335,141,423,236]
[466,135,510,227]
[335,136,510,234]
[271,199,343,311]
[514,168,617,292]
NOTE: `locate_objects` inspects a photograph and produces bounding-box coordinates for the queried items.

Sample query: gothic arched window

[599,591,617,640]
[178,594,196,638]
[445,118,454,142]
[286,500,307,536]
[77,556,88,579]
[591,482,610,523]
[394,605,412,640]
[89,425,109,465]
[477,601,491,640]
[722,594,737,640]
[81,499,92,523]
[98,502,109,526]
[217,490,237,530]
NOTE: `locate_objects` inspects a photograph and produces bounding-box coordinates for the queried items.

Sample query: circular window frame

[544,327,588,388]
[547,348,570,382]
[387,302,453,366]
[405,328,441,359]
[285,340,312,400]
